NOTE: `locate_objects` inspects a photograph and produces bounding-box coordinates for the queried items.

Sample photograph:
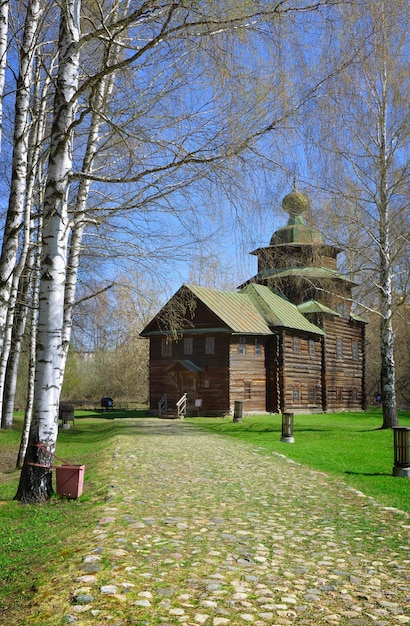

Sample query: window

[336,337,343,359]
[336,387,343,401]
[293,386,300,402]
[244,381,252,399]
[238,336,246,355]
[162,338,172,357]
[293,336,299,353]
[337,301,348,317]
[308,386,316,402]
[352,341,358,361]
[352,388,357,401]
[255,338,262,356]
[184,337,193,355]
[205,336,215,355]
[309,339,315,357]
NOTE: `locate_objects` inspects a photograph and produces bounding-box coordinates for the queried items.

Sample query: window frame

[183,336,193,355]
[238,336,246,355]
[255,338,262,356]
[205,336,215,355]
[161,338,172,357]
[352,340,358,361]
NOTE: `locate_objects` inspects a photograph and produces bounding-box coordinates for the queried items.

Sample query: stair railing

[176,393,187,419]
[158,394,167,417]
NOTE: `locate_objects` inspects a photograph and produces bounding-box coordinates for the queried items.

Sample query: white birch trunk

[16,230,41,469]
[0,0,9,151]
[1,51,52,429]
[377,42,399,429]
[62,4,128,370]
[2,266,32,429]
[15,0,81,502]
[379,189,398,428]
[0,0,42,363]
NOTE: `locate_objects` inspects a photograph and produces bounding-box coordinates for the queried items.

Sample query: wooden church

[140,190,366,416]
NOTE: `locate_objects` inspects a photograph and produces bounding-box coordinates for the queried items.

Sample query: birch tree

[15,0,80,502]
[302,0,409,428]
[0,0,8,149]
[0,0,44,367]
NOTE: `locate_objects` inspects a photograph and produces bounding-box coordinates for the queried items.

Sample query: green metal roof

[185,284,272,335]
[250,266,356,285]
[140,283,326,337]
[241,284,325,336]
[297,299,340,316]
[350,312,367,323]
[167,360,203,372]
[270,223,324,246]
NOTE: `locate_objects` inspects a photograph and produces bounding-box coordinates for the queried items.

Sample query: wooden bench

[59,403,75,426]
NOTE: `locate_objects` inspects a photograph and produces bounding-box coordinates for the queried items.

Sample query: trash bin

[100,397,114,409]
[233,400,243,422]
[393,427,410,478]
[58,403,74,428]
[56,464,85,498]
[281,412,294,443]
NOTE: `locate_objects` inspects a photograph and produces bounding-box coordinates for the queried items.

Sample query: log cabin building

[140,189,366,416]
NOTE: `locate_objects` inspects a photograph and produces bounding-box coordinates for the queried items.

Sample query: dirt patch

[0,450,18,473]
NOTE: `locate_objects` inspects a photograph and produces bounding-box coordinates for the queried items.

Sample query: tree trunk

[2,54,51,429]
[380,315,398,428]
[16,243,41,469]
[0,0,9,151]
[378,39,399,430]
[15,0,81,501]
[0,0,42,360]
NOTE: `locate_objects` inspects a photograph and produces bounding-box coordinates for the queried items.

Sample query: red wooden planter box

[55,464,85,498]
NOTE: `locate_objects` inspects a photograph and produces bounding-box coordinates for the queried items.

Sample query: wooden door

[179,373,197,409]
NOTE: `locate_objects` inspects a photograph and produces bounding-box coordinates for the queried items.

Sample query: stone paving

[63,418,409,626]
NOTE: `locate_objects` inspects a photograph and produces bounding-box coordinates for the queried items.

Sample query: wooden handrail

[176,393,187,419]
[158,394,167,417]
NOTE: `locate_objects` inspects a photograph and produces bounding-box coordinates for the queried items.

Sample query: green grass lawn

[0,410,131,623]
[190,408,410,514]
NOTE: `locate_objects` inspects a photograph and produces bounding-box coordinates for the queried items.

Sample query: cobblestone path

[62,419,409,625]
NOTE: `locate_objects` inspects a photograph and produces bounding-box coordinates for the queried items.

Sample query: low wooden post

[281,412,294,443]
[393,427,410,478]
[233,401,243,422]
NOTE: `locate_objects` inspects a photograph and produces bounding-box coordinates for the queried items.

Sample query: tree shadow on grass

[345,470,391,477]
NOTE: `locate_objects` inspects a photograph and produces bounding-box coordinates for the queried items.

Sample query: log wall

[149,334,230,415]
[229,336,266,413]
[322,316,364,411]
[281,331,323,412]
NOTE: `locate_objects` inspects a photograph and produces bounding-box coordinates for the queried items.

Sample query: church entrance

[178,372,198,411]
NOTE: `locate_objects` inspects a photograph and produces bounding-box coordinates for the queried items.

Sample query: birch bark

[62,2,129,375]
[0,0,9,151]
[0,0,42,364]
[378,60,398,429]
[15,0,81,502]
[1,52,54,430]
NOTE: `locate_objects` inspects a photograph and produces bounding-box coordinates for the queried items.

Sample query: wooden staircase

[158,393,187,419]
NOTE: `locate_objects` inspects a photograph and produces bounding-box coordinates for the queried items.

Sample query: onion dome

[269,189,324,245]
[282,189,310,220]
